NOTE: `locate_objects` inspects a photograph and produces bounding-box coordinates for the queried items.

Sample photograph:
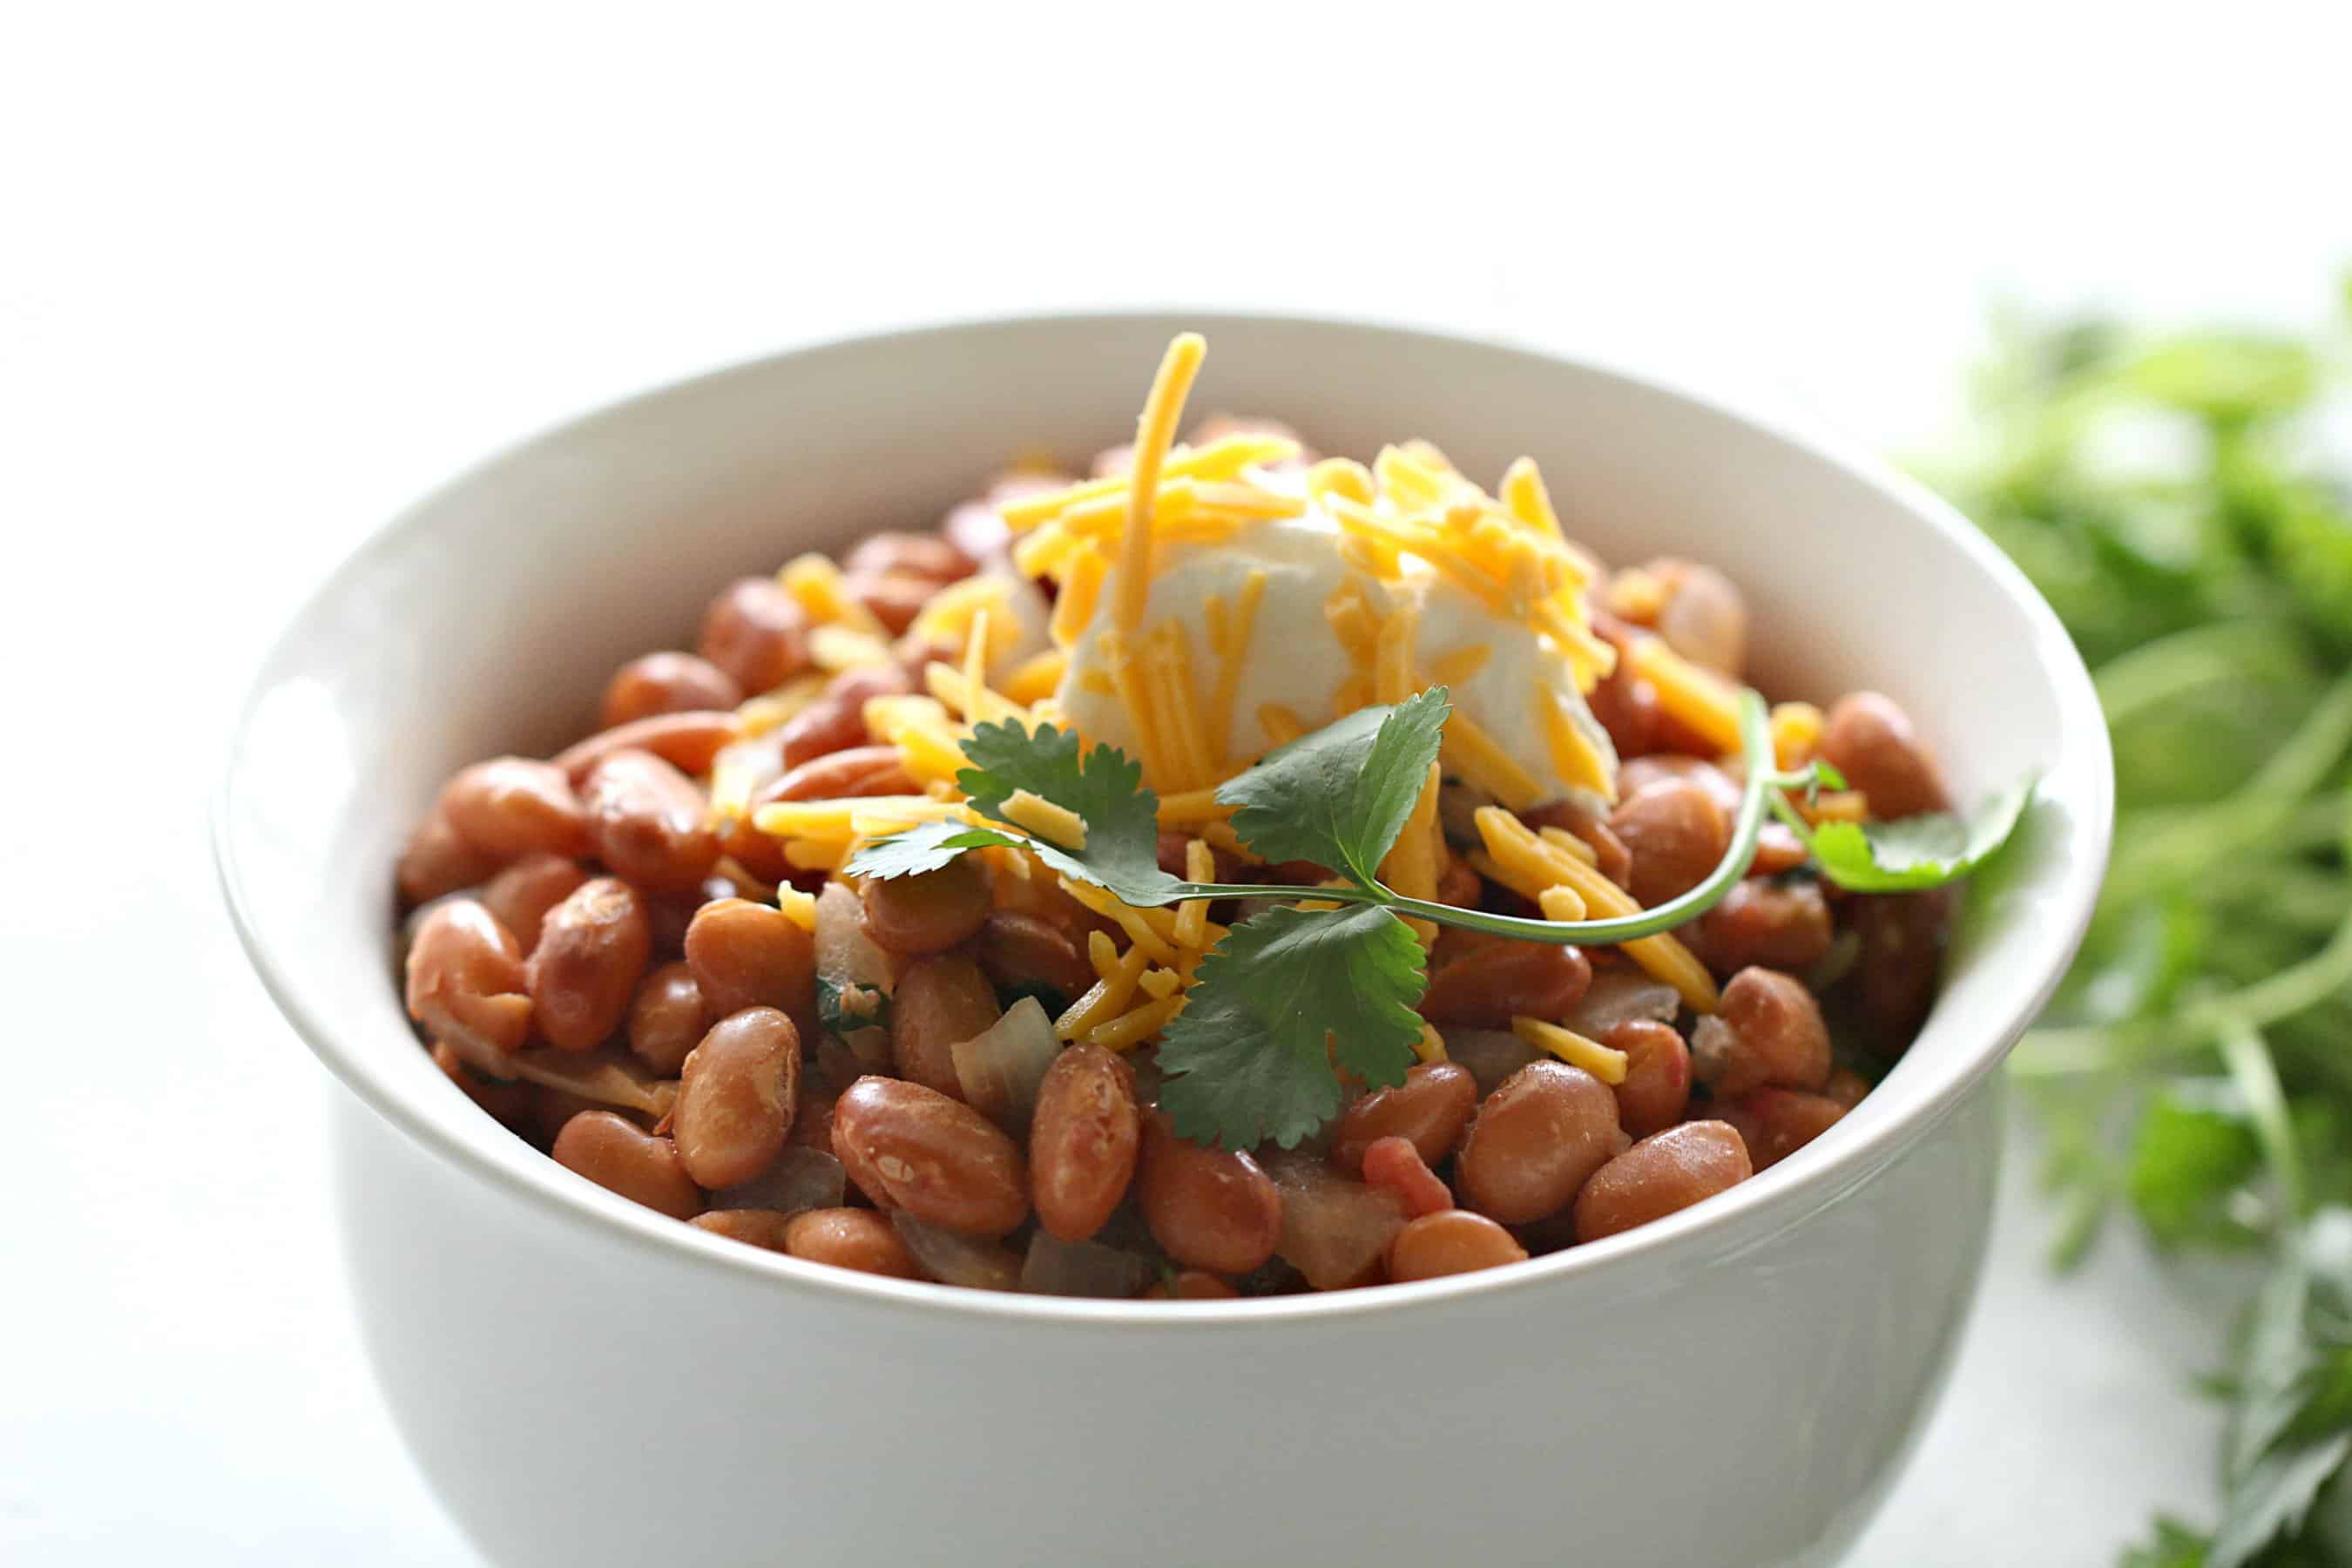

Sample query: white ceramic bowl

[216,314,2111,1568]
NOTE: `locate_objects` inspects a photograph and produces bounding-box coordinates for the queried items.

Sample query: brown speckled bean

[581,749,721,896]
[1329,1062,1478,1175]
[1572,1120,1753,1241]
[1605,1019,1692,1137]
[783,1207,925,1278]
[889,954,1001,1099]
[439,758,589,862]
[698,577,812,695]
[527,877,652,1051]
[861,860,992,956]
[1419,940,1592,1031]
[1028,1044,1140,1242]
[479,853,590,957]
[1456,1061,1625,1225]
[1136,1112,1282,1275]
[1695,878,1833,975]
[1820,693,1951,822]
[396,808,502,906]
[832,1077,1029,1237]
[1691,967,1830,1097]
[602,652,742,729]
[684,897,817,1020]
[1387,1209,1530,1281]
[626,960,710,1077]
[675,1006,801,1190]
[690,1208,797,1251]
[551,1110,702,1220]
[405,900,532,1072]
[1610,778,1731,908]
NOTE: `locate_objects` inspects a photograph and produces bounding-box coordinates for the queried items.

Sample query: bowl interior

[217,312,2110,1314]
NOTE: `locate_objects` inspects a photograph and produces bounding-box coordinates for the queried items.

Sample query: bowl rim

[213,306,2113,1328]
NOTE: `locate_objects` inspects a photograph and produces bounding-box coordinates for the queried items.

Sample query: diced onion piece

[814,882,896,998]
[951,997,1062,1133]
[1564,970,1682,1037]
[1263,1151,1408,1290]
[889,1213,1023,1291]
[1443,1029,1545,1097]
[1019,1233,1153,1298]
[713,1146,846,1214]
[507,1048,679,1119]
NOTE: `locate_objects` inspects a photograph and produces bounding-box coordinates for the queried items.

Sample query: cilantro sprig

[845,683,2031,1149]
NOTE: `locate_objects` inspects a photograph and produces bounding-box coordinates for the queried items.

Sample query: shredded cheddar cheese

[1002,788,1087,851]
[1511,1017,1629,1084]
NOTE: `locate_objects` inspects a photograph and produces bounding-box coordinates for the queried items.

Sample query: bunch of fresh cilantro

[1923,278,2352,1567]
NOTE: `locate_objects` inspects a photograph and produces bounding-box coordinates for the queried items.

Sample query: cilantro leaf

[955,719,1184,904]
[1790,774,2037,893]
[1218,687,1450,886]
[843,818,1032,880]
[2207,1430,2352,1568]
[1157,904,1428,1150]
[842,720,1186,906]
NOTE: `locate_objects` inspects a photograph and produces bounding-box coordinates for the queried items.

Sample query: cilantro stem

[1161,692,1818,948]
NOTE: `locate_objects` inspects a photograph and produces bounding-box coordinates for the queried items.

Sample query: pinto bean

[832,1077,1030,1237]
[438,758,589,862]
[684,897,816,1020]
[1436,855,1484,909]
[861,859,992,956]
[974,912,1096,1003]
[1386,1209,1530,1281]
[1571,1120,1753,1241]
[627,960,709,1076]
[1141,1269,1240,1300]
[1029,1044,1142,1242]
[1715,1088,1846,1171]
[782,1207,925,1278]
[1329,1062,1479,1175]
[674,1007,801,1190]
[843,573,936,636]
[602,652,742,729]
[1689,967,1831,1097]
[779,665,916,768]
[1137,1112,1283,1275]
[843,532,975,585]
[396,808,503,906]
[1617,754,1741,816]
[1418,941,1592,1030]
[405,900,532,1072]
[527,877,652,1051]
[429,1039,533,1124]
[1819,693,1951,821]
[580,749,720,896]
[1605,1019,1692,1137]
[1695,878,1834,975]
[1610,778,1731,908]
[727,742,914,882]
[698,577,812,695]
[479,854,590,957]
[1855,888,1956,1051]
[690,1208,797,1251]
[1455,1062,1625,1225]
[889,955,1001,1099]
[1648,558,1747,677]
[551,1110,702,1220]
[1522,801,1634,889]
[553,711,738,787]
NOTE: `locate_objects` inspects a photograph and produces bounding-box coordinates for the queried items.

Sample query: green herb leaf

[2118,1517,2210,1568]
[2207,1430,2352,1568]
[842,719,1186,906]
[1787,774,2038,893]
[1157,904,1428,1150]
[1218,687,1450,886]
[2128,1084,2263,1253]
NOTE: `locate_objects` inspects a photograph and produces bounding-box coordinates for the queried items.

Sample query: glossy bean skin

[674,1007,801,1190]
[626,960,709,1076]
[1587,663,1661,760]
[1715,1088,1845,1171]
[1695,877,1834,975]
[1571,1120,1753,1242]
[1820,693,1951,822]
[698,577,812,695]
[889,954,1001,1099]
[1359,1136,1454,1219]
[1522,802,1634,889]
[396,808,502,906]
[779,665,916,768]
[553,711,738,787]
[1698,967,1831,1097]
[842,532,973,585]
[601,652,742,729]
[438,758,589,862]
[974,911,1095,1003]
[1328,1062,1479,1175]
[1605,1019,1693,1137]
[835,573,928,636]
[727,743,914,882]
[861,859,991,956]
[690,1208,797,1252]
[478,853,589,956]
[1418,940,1592,1030]
[683,897,817,1020]
[1617,754,1741,817]
[782,1207,925,1278]
[405,900,533,1072]
[527,877,652,1051]
[1609,778,1731,908]
[1387,1209,1531,1281]
[831,1077,1029,1237]
[1456,1062,1626,1225]
[551,1110,703,1220]
[1028,1044,1141,1242]
[581,749,721,896]
[1855,888,1955,1051]
[1137,1112,1284,1275]
[1650,558,1748,677]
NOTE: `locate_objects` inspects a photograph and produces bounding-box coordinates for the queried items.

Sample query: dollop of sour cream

[1054,486,1619,813]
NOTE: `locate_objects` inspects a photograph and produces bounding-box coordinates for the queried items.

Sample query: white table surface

[7,4,2349,1561]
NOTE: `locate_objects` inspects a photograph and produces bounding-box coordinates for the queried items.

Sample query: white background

[6,3,2349,1562]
